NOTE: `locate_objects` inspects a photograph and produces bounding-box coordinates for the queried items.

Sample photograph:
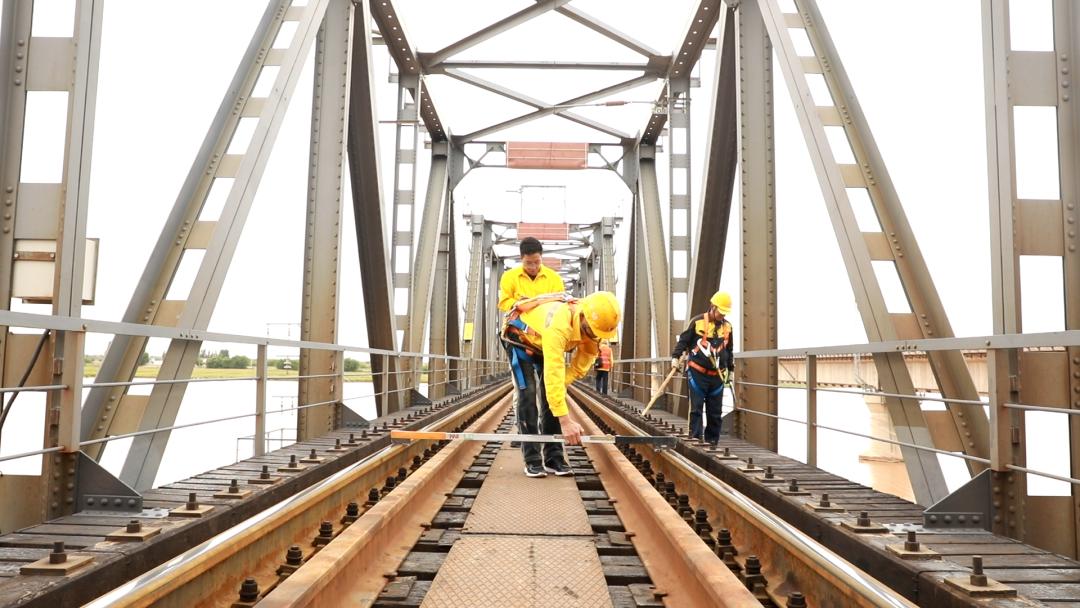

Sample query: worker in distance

[671,290,735,445]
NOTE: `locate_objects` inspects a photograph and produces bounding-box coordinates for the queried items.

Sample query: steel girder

[688,6,738,317]
[754,0,970,505]
[629,189,653,405]
[367,0,445,141]
[403,146,449,393]
[298,0,353,441]
[983,0,1080,557]
[460,215,490,387]
[0,0,102,521]
[635,147,671,383]
[389,76,421,348]
[599,217,616,294]
[735,1,778,451]
[427,173,456,400]
[348,0,404,416]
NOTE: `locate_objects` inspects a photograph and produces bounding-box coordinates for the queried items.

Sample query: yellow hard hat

[580,291,620,340]
[710,290,732,315]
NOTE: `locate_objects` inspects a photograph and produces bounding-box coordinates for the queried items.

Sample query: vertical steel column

[348,0,402,416]
[983,0,1080,555]
[389,75,420,350]
[1053,0,1080,558]
[0,0,33,391]
[636,145,672,409]
[404,145,448,390]
[2,0,104,520]
[298,0,352,441]
[630,193,653,405]
[736,0,778,450]
[485,253,504,375]
[254,344,267,457]
[667,77,692,325]
[460,215,486,388]
[599,216,616,293]
[806,355,817,467]
[426,146,454,400]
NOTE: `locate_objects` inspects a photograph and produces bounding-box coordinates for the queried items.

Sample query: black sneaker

[523,463,547,478]
[544,461,574,477]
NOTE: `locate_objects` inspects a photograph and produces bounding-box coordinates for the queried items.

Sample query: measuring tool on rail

[390,430,676,449]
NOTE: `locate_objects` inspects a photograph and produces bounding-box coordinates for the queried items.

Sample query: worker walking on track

[498,237,565,447]
[501,291,621,478]
[671,290,734,445]
[594,340,613,395]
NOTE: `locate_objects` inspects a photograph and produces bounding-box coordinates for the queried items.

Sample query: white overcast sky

[11,0,1065,356]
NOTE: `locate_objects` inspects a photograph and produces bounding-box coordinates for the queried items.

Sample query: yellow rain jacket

[514,300,599,417]
[498,265,565,312]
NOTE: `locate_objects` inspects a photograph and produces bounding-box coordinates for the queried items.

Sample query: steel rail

[568,396,760,607]
[569,385,917,608]
[84,384,511,607]
[257,391,512,607]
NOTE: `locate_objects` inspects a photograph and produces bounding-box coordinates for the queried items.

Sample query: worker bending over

[502,291,621,478]
[498,236,565,446]
[671,290,734,445]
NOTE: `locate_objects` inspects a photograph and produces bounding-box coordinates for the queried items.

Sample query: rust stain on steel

[258,393,513,607]
[567,396,760,607]
[570,386,917,608]
[99,385,510,608]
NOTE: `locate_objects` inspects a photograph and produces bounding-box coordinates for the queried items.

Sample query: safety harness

[500,292,577,356]
[687,316,731,397]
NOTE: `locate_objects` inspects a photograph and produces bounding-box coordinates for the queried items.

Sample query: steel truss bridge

[0,0,1079,606]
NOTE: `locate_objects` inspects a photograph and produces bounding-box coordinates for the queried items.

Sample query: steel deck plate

[462,447,592,536]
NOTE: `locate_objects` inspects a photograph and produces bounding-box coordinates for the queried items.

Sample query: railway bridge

[1,0,1079,606]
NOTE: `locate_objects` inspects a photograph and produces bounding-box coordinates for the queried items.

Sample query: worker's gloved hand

[671,357,684,372]
[560,417,584,446]
[721,368,734,386]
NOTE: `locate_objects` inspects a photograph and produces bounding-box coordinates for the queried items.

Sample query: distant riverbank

[83,364,375,382]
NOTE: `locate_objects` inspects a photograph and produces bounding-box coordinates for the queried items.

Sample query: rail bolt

[787,592,807,608]
[260,465,271,480]
[126,520,141,533]
[904,530,920,552]
[229,479,240,493]
[819,493,831,507]
[286,545,304,566]
[238,577,259,602]
[186,492,199,510]
[49,541,67,564]
[970,555,987,586]
[857,511,872,527]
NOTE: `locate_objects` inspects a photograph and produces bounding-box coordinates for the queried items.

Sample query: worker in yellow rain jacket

[502,291,620,478]
[594,340,613,395]
[671,290,734,445]
[497,237,565,313]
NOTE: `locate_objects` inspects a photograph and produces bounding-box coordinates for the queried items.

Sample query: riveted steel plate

[462,448,592,535]
[421,536,612,608]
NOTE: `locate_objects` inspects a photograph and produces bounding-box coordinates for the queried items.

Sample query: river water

[0,378,1070,500]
